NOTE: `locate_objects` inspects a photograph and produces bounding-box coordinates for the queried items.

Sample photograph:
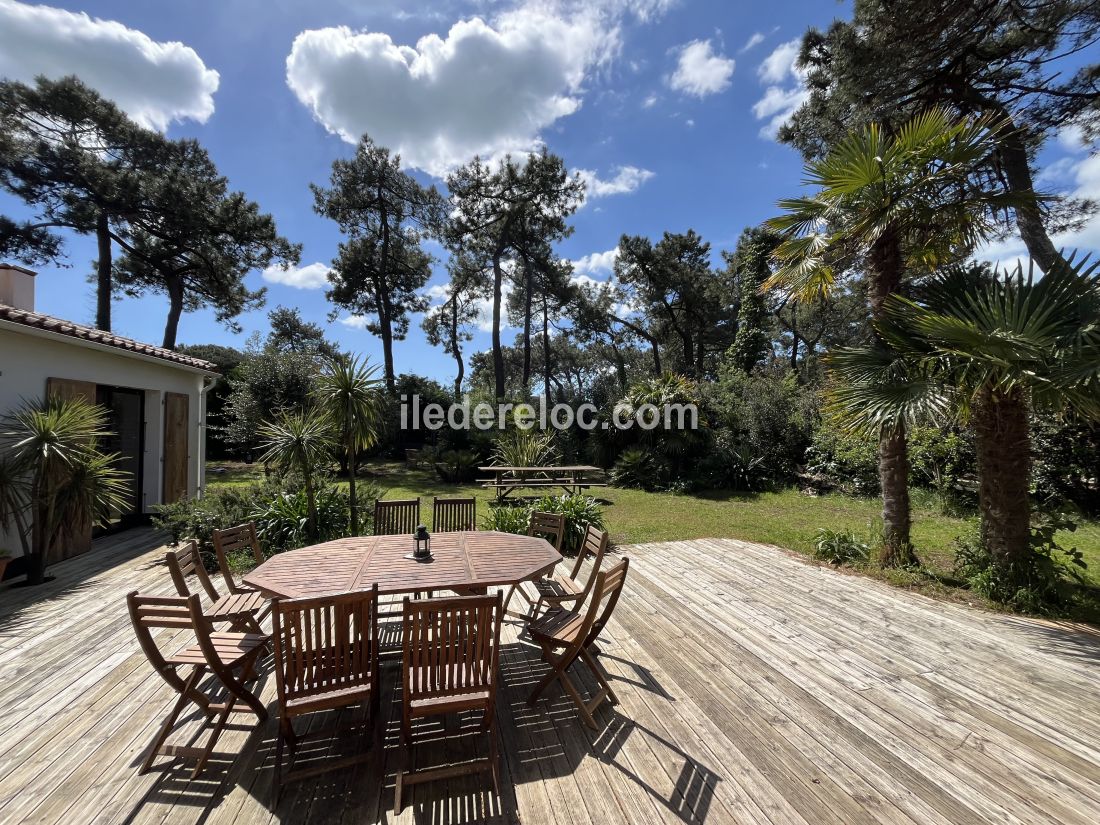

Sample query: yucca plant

[765,108,1022,565]
[316,355,384,534]
[0,396,131,584]
[258,407,335,541]
[491,429,559,468]
[828,255,1100,586]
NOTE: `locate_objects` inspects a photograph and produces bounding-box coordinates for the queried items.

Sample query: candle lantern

[414,524,431,559]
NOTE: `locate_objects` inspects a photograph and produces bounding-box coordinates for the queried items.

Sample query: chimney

[0,264,36,311]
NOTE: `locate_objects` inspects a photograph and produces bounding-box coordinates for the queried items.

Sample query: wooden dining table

[242,530,562,599]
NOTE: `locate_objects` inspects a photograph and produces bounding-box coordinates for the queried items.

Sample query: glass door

[95,386,145,529]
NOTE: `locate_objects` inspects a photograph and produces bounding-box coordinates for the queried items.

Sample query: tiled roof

[0,304,218,373]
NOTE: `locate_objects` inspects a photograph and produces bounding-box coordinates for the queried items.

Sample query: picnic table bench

[478,464,608,502]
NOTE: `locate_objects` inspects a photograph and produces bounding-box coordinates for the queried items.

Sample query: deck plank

[2,531,1100,823]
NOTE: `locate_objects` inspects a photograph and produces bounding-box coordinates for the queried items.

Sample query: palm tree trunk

[868,225,915,565]
[878,422,913,566]
[346,424,358,535]
[973,385,1032,572]
[301,464,318,540]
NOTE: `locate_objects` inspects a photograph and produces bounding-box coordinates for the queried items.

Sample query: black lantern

[414,524,431,559]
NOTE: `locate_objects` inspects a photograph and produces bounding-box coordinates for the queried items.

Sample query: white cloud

[752,38,808,139]
[667,39,734,98]
[338,314,370,329]
[757,38,800,84]
[642,93,659,108]
[739,32,765,54]
[978,149,1100,268]
[0,0,218,131]
[578,165,655,198]
[572,248,619,279]
[262,262,332,289]
[285,7,618,176]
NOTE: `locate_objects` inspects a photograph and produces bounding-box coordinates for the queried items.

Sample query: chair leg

[192,693,235,779]
[580,647,619,706]
[558,668,599,730]
[527,644,565,705]
[141,666,203,774]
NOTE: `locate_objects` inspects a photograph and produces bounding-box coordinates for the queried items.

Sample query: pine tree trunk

[521,258,533,394]
[451,297,463,398]
[378,294,396,396]
[162,276,184,349]
[95,210,112,332]
[867,225,915,565]
[542,294,552,400]
[973,385,1032,573]
[491,247,506,400]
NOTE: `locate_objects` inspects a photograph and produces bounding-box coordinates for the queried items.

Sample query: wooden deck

[2,529,1100,823]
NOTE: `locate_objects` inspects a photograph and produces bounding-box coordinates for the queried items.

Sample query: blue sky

[1,0,1097,384]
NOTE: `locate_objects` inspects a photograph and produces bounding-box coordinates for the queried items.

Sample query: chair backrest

[566,524,609,587]
[581,557,629,649]
[401,593,502,703]
[527,511,566,552]
[374,498,421,536]
[433,497,477,532]
[211,522,263,592]
[127,591,209,689]
[271,586,379,709]
[165,540,221,603]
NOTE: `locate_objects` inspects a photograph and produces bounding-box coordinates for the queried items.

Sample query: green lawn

[206,460,1100,582]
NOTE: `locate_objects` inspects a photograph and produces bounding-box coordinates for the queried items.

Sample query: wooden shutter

[163,393,190,504]
[45,377,98,560]
[46,377,97,404]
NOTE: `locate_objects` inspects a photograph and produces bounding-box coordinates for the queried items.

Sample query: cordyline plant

[0,396,131,585]
[258,407,336,542]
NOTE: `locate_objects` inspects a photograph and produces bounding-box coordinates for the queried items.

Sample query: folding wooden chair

[527,558,629,729]
[395,593,503,814]
[165,541,269,632]
[432,497,477,532]
[211,522,264,594]
[127,591,268,778]
[503,511,566,616]
[528,524,609,621]
[270,586,380,803]
[373,497,421,536]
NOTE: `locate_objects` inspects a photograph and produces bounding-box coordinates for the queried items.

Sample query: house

[0,263,217,563]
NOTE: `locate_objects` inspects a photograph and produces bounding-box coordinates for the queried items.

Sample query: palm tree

[316,355,384,534]
[1,396,131,585]
[765,108,1019,565]
[829,256,1100,584]
[258,408,335,541]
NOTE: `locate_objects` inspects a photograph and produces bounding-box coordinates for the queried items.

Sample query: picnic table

[478,464,608,502]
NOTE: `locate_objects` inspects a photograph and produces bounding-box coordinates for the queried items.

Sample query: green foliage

[491,429,559,468]
[1,396,132,583]
[433,449,480,484]
[252,485,376,554]
[1031,414,1100,515]
[804,415,880,495]
[726,227,780,373]
[954,513,1088,615]
[483,493,605,556]
[812,528,871,565]
[611,448,660,491]
[708,366,817,484]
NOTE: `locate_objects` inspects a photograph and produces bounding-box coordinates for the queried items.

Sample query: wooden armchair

[395,593,503,814]
[527,557,629,729]
[432,497,477,532]
[503,511,566,616]
[165,541,269,632]
[270,586,380,802]
[127,591,268,778]
[211,522,264,594]
[374,498,420,536]
[528,524,608,620]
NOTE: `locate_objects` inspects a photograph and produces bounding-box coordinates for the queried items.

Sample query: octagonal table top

[242,530,561,599]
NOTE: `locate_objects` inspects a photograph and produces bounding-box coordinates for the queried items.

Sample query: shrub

[804,417,879,495]
[953,513,1087,614]
[433,449,480,483]
[490,429,559,467]
[611,447,662,491]
[482,493,606,555]
[251,483,378,553]
[812,528,871,565]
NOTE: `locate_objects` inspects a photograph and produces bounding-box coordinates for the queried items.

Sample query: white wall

[0,325,210,553]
